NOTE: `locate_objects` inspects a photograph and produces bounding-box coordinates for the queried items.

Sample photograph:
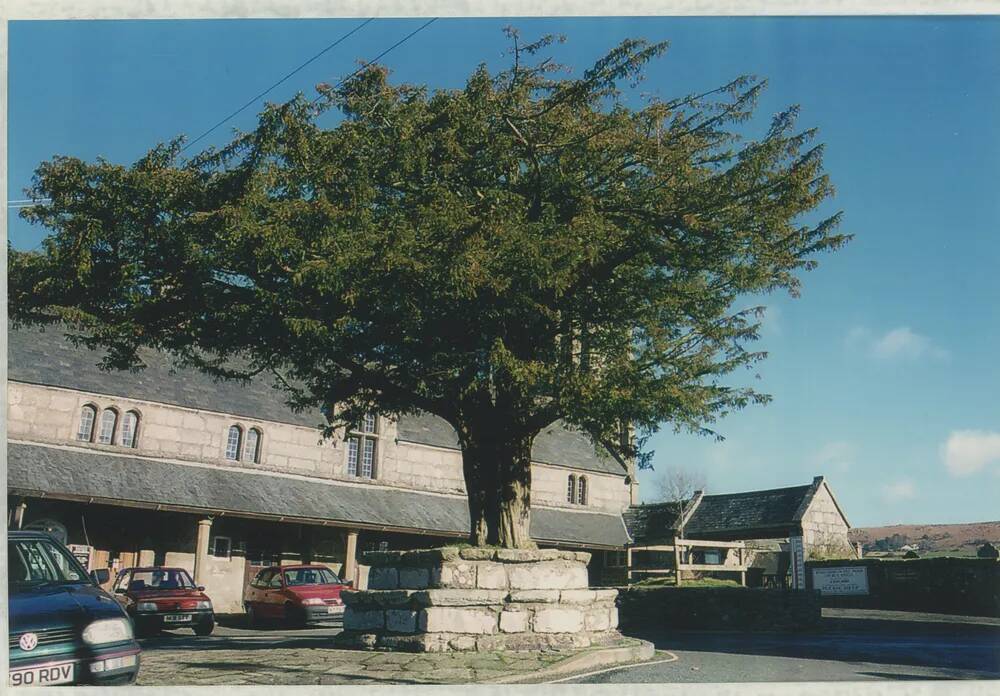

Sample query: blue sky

[8,17,1000,527]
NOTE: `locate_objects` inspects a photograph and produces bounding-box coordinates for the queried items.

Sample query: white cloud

[810,441,854,474]
[760,305,782,337]
[882,478,917,503]
[845,325,948,361]
[941,430,1000,477]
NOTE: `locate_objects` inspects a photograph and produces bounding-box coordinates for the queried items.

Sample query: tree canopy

[9,31,848,547]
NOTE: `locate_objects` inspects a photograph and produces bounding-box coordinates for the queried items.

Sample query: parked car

[8,530,141,686]
[112,567,215,637]
[243,564,350,626]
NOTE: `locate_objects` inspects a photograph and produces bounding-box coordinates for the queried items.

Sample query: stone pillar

[138,549,156,567]
[344,530,359,586]
[193,518,213,585]
[13,500,28,529]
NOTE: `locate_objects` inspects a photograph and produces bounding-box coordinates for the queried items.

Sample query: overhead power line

[311,17,439,104]
[181,18,375,153]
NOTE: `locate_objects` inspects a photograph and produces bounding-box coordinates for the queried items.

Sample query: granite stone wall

[338,547,621,651]
[9,381,631,513]
[800,484,854,558]
[806,557,1000,617]
[617,586,822,632]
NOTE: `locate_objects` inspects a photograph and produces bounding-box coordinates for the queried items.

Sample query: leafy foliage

[10,30,848,543]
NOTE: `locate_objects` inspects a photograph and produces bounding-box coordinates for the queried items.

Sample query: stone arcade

[339,547,621,652]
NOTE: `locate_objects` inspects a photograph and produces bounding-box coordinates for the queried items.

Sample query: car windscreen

[129,568,197,592]
[8,538,90,588]
[283,567,342,586]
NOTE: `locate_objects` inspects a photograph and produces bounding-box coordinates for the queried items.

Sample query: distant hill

[850,521,1000,556]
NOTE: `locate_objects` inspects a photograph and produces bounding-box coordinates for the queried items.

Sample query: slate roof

[621,503,683,544]
[396,411,625,475]
[8,322,321,428]
[9,323,625,476]
[686,485,814,539]
[625,483,816,544]
[7,442,630,549]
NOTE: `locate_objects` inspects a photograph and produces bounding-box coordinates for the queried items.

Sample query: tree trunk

[497,433,535,549]
[461,439,498,546]
[459,423,536,548]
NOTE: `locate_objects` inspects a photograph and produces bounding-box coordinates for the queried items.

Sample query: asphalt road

[568,609,1000,683]
[135,609,1000,683]
[137,614,344,653]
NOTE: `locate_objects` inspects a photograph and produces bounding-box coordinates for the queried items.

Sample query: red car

[112,567,214,637]
[243,565,350,626]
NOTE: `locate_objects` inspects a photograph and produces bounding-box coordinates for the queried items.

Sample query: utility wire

[311,18,439,105]
[11,18,439,248]
[181,18,375,153]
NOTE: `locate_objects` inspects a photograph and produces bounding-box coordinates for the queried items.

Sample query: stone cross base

[338,547,620,652]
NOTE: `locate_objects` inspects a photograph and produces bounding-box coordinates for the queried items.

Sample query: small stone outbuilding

[623,476,857,588]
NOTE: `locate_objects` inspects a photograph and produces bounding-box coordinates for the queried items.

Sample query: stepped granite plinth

[337,547,621,652]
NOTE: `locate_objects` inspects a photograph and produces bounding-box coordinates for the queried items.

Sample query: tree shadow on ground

[621,616,1000,677]
[855,672,951,681]
[138,634,349,653]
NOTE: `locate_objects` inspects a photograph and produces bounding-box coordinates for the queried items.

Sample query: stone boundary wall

[806,557,1000,618]
[338,547,621,651]
[617,586,822,632]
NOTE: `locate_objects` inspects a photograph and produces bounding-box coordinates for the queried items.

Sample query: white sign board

[812,566,870,596]
[67,544,93,570]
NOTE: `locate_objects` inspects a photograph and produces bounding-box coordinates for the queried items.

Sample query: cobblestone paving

[134,623,572,685]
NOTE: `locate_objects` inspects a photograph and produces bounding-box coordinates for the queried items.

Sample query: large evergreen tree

[9,31,848,547]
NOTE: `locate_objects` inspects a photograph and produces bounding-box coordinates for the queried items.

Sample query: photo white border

[2,2,998,695]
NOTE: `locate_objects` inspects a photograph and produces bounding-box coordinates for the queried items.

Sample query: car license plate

[164,613,192,623]
[8,662,74,687]
[326,606,344,614]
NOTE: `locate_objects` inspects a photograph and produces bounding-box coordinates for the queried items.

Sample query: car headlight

[83,618,133,645]
[301,598,323,606]
[196,600,212,610]
[136,602,158,612]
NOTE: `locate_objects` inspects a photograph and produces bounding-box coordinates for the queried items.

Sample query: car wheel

[285,602,306,628]
[194,619,215,636]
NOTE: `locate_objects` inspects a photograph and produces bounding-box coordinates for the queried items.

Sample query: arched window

[97,408,118,445]
[120,411,140,448]
[77,405,97,442]
[225,425,243,461]
[567,475,577,503]
[243,428,261,463]
[346,414,378,479]
[577,476,588,506]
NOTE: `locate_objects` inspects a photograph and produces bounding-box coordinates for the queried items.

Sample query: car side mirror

[91,568,110,585]
[344,580,353,588]
[197,586,206,591]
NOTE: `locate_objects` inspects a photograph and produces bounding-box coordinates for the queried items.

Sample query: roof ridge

[702,483,812,499]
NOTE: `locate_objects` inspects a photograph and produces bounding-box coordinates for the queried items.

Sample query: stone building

[6,324,632,612]
[623,477,858,588]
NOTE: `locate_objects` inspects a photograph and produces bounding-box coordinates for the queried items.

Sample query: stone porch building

[623,476,858,588]
[7,324,633,612]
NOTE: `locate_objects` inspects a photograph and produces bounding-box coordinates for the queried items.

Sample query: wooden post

[674,538,683,586]
[738,547,746,587]
[625,546,633,585]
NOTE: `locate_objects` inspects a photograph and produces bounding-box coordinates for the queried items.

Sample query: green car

[8,530,141,686]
